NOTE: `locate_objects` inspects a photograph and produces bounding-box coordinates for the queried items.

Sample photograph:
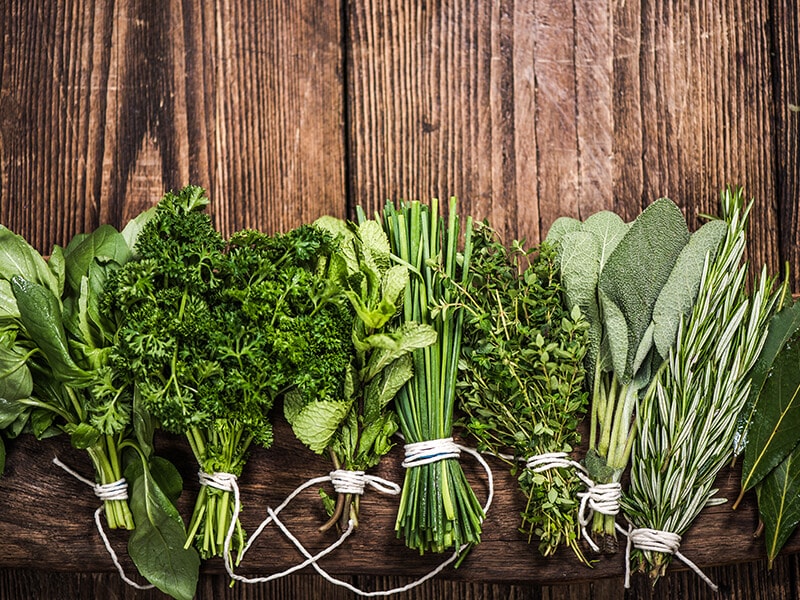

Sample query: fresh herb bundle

[105,186,351,562]
[285,214,435,530]
[380,198,485,554]
[0,217,200,600]
[621,188,779,582]
[454,222,590,562]
[546,200,725,552]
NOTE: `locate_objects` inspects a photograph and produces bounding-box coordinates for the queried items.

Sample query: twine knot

[198,471,238,492]
[329,469,401,496]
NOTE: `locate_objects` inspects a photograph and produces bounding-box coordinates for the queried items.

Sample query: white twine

[402,437,461,468]
[521,452,620,553]
[52,457,154,591]
[223,468,401,585]
[198,470,238,492]
[622,524,718,592]
[228,444,494,597]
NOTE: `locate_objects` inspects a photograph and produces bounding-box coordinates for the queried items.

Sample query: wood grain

[0,418,796,591]
[1,0,799,598]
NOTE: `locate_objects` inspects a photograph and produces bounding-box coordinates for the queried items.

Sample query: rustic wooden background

[0,1,798,599]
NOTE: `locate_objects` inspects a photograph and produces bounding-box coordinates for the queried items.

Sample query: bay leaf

[740,328,800,494]
[757,445,800,568]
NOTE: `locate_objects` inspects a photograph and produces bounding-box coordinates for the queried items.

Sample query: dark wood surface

[1,1,799,598]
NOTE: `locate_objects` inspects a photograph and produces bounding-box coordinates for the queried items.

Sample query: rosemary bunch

[621,188,779,582]
[455,223,590,562]
[381,198,485,554]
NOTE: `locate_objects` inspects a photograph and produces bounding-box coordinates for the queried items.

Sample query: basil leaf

[68,422,101,449]
[757,446,800,567]
[0,225,60,296]
[126,460,199,600]
[63,224,130,295]
[0,397,28,429]
[741,327,800,493]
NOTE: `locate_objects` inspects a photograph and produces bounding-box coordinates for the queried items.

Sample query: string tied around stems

[225,442,493,597]
[402,437,461,468]
[621,524,718,592]
[523,451,620,554]
[198,470,238,492]
[52,457,154,591]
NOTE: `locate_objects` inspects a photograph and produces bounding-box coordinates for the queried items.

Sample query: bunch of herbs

[454,222,591,562]
[621,188,779,582]
[380,198,485,554]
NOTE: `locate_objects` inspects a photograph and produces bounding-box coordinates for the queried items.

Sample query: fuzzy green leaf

[652,220,727,360]
[598,198,690,381]
[757,446,800,568]
[288,400,351,454]
[544,216,582,246]
[741,329,800,493]
[580,211,628,272]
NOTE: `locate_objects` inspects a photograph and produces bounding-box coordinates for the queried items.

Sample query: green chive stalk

[381,198,485,554]
[621,188,779,582]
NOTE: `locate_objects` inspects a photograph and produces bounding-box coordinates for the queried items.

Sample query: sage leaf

[126,459,199,600]
[580,211,628,271]
[598,198,690,381]
[544,216,582,245]
[740,327,800,493]
[651,220,727,360]
[757,446,800,568]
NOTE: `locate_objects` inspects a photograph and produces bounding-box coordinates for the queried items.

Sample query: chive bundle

[380,198,485,554]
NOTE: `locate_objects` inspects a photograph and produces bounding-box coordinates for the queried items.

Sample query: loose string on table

[620,524,718,592]
[224,437,493,597]
[52,457,154,591]
[220,467,401,586]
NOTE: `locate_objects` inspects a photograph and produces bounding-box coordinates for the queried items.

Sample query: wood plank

[0,0,346,252]
[0,417,797,591]
[771,0,800,289]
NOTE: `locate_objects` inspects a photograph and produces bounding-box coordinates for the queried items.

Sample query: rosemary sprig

[621,188,779,582]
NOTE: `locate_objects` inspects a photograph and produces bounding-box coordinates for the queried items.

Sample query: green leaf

[68,422,101,449]
[381,264,409,308]
[0,225,60,296]
[0,397,28,429]
[30,408,56,439]
[544,216,582,246]
[288,400,350,454]
[0,344,33,401]
[364,322,436,381]
[598,198,690,381]
[48,246,66,298]
[757,445,800,568]
[126,459,199,600]
[736,301,800,456]
[580,211,628,272]
[741,329,800,493]
[0,280,19,321]
[358,220,391,270]
[120,206,157,253]
[364,353,413,421]
[651,220,727,360]
[558,231,602,378]
[11,276,90,383]
[63,224,130,296]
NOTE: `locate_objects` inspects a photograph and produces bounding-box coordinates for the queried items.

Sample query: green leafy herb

[286,214,435,530]
[621,188,779,582]
[106,185,350,564]
[454,222,590,562]
[381,198,485,555]
[546,199,719,551]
